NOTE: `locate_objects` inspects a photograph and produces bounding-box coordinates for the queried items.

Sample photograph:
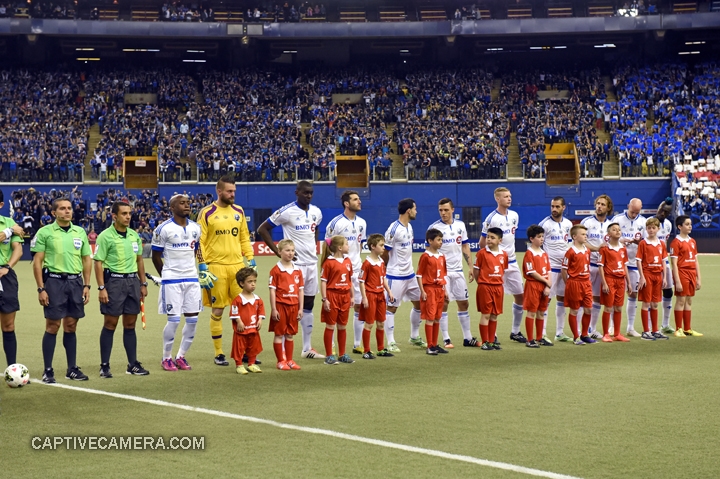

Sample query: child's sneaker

[590,331,603,340]
[613,334,631,342]
[247,364,262,373]
[641,332,656,341]
[674,329,686,337]
[626,329,642,338]
[580,336,597,344]
[661,326,675,334]
[236,365,248,374]
[161,359,178,371]
[555,333,572,342]
[286,360,301,370]
[652,331,669,340]
[492,342,502,350]
[601,334,614,343]
[540,336,554,346]
[376,349,394,357]
[276,361,290,371]
[175,357,192,370]
[352,346,364,354]
[387,342,401,353]
[433,345,449,354]
[324,355,338,365]
[362,351,376,360]
[463,337,481,347]
[573,337,586,345]
[526,340,540,348]
[301,349,326,359]
[684,329,704,337]
[338,354,355,364]
[480,341,494,350]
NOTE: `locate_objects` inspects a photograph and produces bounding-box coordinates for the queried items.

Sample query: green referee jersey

[31,222,90,274]
[0,215,24,265]
[93,226,142,273]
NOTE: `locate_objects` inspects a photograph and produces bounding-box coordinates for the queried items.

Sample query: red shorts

[359,292,386,325]
[269,302,299,336]
[476,283,503,316]
[638,272,662,303]
[565,278,593,310]
[230,330,262,365]
[321,290,351,326]
[600,275,626,308]
[675,269,696,297]
[523,281,549,313]
[420,286,445,321]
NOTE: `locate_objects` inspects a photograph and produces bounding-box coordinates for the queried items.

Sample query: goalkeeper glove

[198,263,218,290]
[248,259,257,271]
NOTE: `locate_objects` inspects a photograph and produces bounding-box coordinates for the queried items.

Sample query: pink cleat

[161,359,178,371]
[175,357,192,370]
[286,360,301,370]
[277,361,291,371]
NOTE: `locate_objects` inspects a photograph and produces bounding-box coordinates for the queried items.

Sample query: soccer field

[2,254,720,479]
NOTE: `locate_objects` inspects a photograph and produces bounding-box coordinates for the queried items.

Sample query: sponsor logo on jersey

[215,228,239,236]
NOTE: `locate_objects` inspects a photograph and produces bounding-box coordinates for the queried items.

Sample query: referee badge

[133,243,139,254]
[73,238,82,250]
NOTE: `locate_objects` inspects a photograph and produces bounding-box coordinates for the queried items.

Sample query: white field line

[34,380,583,479]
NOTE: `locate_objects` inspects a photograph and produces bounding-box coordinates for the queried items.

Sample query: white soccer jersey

[428,219,469,272]
[151,218,202,280]
[325,213,367,273]
[268,201,323,266]
[384,220,415,278]
[580,215,611,264]
[481,209,519,262]
[611,213,646,267]
[539,215,573,270]
[657,218,673,244]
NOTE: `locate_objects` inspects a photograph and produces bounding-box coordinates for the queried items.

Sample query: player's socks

[673,309,684,330]
[42,332,57,370]
[535,318,543,341]
[385,311,396,344]
[424,323,433,348]
[273,342,284,362]
[337,329,347,357]
[301,310,314,352]
[178,317,197,358]
[323,328,334,357]
[353,311,363,348]
[63,331,77,369]
[123,328,137,365]
[210,313,224,356]
[626,297,637,332]
[511,303,523,334]
[568,313,579,339]
[457,311,472,341]
[555,301,566,336]
[602,311,611,335]
[479,324,489,343]
[247,355,256,366]
[376,328,385,351]
[525,316,534,341]
[3,330,17,365]
[589,303,601,333]
[440,312,450,341]
[488,320,498,343]
[640,309,650,333]
[285,339,294,362]
[650,308,659,332]
[100,327,114,365]
[581,313,590,337]
[662,298,673,328]
[612,311,622,335]
[410,308,422,339]
[683,310,692,331]
[362,329,371,352]
[163,317,181,360]
[432,321,440,348]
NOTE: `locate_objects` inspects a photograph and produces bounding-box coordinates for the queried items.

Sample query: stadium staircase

[600,75,619,178]
[84,123,102,184]
[387,124,405,180]
[507,133,523,180]
[491,78,501,101]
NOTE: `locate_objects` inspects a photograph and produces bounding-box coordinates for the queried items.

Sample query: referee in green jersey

[94,201,149,378]
[0,189,25,366]
[32,198,93,383]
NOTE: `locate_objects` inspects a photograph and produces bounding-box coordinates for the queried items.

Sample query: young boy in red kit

[562,225,595,345]
[670,215,703,337]
[229,268,265,374]
[268,239,304,370]
[636,217,669,340]
[597,223,631,342]
[473,227,508,351]
[416,228,449,356]
[359,234,395,359]
[522,225,553,348]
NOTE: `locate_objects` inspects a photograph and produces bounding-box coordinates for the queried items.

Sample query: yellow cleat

[247,364,262,373]
[236,366,248,375]
[684,329,704,337]
[674,329,686,338]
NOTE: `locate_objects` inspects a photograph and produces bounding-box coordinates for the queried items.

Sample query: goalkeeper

[197,176,257,366]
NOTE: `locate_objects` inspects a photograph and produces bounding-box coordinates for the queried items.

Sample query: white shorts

[590,265,602,296]
[549,269,566,297]
[387,276,420,307]
[446,271,469,302]
[662,262,674,290]
[158,280,203,315]
[504,261,524,296]
[351,272,362,304]
[627,268,639,293]
[298,264,318,297]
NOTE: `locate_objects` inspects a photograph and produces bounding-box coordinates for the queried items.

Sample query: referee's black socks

[3,330,16,366]
[123,328,137,365]
[100,327,114,364]
[42,332,56,370]
[63,332,77,369]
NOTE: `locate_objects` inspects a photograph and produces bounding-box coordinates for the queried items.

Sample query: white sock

[301,310,314,352]
[626,297,637,332]
[589,302,601,333]
[177,316,197,358]
[410,308,422,339]
[385,311,395,343]
[543,309,548,337]
[440,312,450,341]
[511,303,523,334]
[662,298,673,328]
[163,317,180,359]
[353,311,363,348]
[457,311,472,341]
[555,301,566,336]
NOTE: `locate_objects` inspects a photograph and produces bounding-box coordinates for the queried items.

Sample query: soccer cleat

[409,336,428,348]
[613,334,631,342]
[641,332,656,341]
[324,355,339,365]
[352,346,364,355]
[175,357,192,370]
[99,363,113,378]
[247,364,262,373]
[684,329,704,337]
[376,349,394,357]
[492,342,502,350]
[555,334,572,342]
[601,334,614,343]
[236,365,248,375]
[338,354,355,364]
[362,352,376,360]
[444,339,455,349]
[161,359,178,371]
[626,330,642,338]
[301,349,326,359]
[510,332,527,343]
[426,347,438,355]
[42,368,56,384]
[480,341,494,351]
[538,337,554,346]
[526,340,540,348]
[590,330,603,339]
[433,345,449,354]
[573,338,586,345]
[66,366,89,381]
[387,342,401,353]
[661,326,675,334]
[126,361,150,376]
[674,329,686,337]
[653,332,669,340]
[214,354,229,366]
[286,361,301,370]
[580,336,597,344]
[276,361,291,371]
[463,337,481,347]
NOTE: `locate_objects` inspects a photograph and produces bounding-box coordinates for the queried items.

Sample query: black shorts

[101,276,141,317]
[0,268,20,314]
[44,276,85,321]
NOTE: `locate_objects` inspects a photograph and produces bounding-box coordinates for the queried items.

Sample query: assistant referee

[0,188,25,366]
[32,197,93,384]
[94,201,149,378]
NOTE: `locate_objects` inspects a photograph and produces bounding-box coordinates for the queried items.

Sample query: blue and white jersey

[428,219,469,272]
[384,220,414,278]
[268,202,323,266]
[152,219,202,281]
[325,213,367,273]
[481,209,519,262]
[656,217,673,265]
[580,215,612,265]
[539,215,573,270]
[611,212,646,267]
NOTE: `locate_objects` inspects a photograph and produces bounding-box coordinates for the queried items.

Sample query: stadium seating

[99,8,120,20]
[419,8,447,21]
[507,5,532,19]
[547,4,573,18]
[672,1,698,13]
[132,8,158,21]
[339,8,366,22]
[379,7,406,22]
[587,3,615,16]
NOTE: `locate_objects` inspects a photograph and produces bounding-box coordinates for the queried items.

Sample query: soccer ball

[5,363,29,388]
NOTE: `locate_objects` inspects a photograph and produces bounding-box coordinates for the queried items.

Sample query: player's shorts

[43,274,85,321]
[387,275,421,307]
[269,302,299,336]
[476,283,504,316]
[101,275,142,317]
[549,269,566,297]
[360,292,386,325]
[230,330,262,364]
[565,278,593,310]
[420,286,444,321]
[523,281,550,313]
[446,271,469,301]
[503,261,524,295]
[600,276,627,308]
[298,263,319,297]
[321,290,351,325]
[626,268,640,293]
[351,272,362,304]
[158,279,202,315]
[590,264,602,296]
[204,263,243,308]
[638,272,662,303]
[675,269,696,297]
[662,262,674,290]
[0,268,20,314]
